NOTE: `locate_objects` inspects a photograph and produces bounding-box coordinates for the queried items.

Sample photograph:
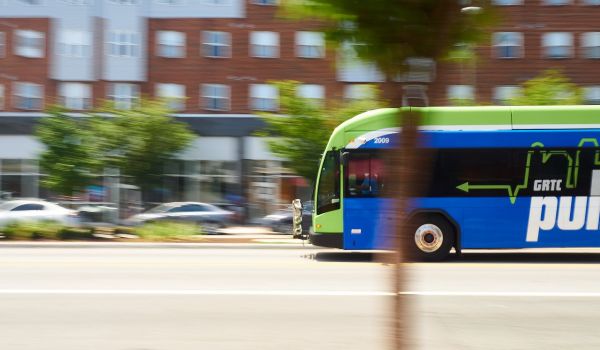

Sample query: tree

[509,69,583,105]
[261,81,385,183]
[95,99,195,201]
[281,1,495,349]
[36,106,102,197]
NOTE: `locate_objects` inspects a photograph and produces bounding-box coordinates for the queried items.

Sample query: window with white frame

[58,31,91,58]
[344,84,375,100]
[0,85,4,110]
[297,84,325,106]
[582,32,600,59]
[13,82,43,110]
[156,83,186,111]
[447,85,475,104]
[491,0,522,4]
[492,32,523,59]
[157,31,185,58]
[204,0,229,4]
[493,86,521,105]
[156,0,183,4]
[202,31,231,58]
[542,32,573,59]
[584,86,600,105]
[108,83,139,110]
[253,0,277,4]
[296,31,325,58]
[109,0,138,4]
[107,31,139,57]
[202,84,230,111]
[59,83,92,110]
[250,84,278,111]
[250,31,279,58]
[0,32,5,58]
[14,30,45,58]
[543,0,569,4]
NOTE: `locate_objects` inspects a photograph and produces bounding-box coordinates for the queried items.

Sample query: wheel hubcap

[414,224,443,253]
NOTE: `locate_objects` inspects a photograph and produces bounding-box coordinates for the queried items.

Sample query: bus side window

[346,152,385,197]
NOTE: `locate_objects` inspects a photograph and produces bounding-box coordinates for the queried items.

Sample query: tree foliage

[36,99,194,199]
[36,106,103,196]
[95,99,195,196]
[509,69,583,106]
[261,81,385,182]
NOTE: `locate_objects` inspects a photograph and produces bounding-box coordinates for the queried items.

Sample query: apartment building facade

[0,0,599,214]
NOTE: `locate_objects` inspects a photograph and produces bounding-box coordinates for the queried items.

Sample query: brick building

[0,0,599,216]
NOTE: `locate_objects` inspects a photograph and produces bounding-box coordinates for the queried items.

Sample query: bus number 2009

[374,137,390,144]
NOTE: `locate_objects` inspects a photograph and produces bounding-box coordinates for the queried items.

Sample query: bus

[298,106,600,260]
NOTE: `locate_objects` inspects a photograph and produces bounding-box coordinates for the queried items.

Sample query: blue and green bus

[303,106,600,260]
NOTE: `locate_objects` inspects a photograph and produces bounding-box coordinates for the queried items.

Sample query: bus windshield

[316,151,340,215]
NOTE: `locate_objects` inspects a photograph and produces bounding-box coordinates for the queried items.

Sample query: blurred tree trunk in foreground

[283,0,495,349]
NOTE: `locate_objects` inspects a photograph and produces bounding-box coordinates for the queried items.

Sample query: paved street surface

[2,246,600,349]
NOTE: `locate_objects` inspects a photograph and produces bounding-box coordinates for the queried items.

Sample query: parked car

[125,202,234,234]
[262,201,313,235]
[0,199,80,228]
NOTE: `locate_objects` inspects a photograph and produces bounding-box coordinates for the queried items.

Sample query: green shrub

[2,221,64,240]
[134,221,201,241]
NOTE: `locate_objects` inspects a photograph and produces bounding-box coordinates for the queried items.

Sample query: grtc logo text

[526,196,600,242]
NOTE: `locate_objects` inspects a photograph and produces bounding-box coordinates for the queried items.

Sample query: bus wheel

[409,215,454,261]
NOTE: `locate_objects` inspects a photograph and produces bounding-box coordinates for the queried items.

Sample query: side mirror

[341,151,349,167]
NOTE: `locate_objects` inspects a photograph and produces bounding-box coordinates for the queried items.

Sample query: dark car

[125,202,234,234]
[262,201,313,235]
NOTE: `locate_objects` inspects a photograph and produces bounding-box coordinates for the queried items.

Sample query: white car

[0,200,80,228]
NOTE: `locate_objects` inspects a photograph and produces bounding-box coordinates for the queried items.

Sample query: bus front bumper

[309,232,343,249]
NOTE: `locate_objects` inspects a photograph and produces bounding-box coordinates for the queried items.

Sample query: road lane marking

[1,289,600,297]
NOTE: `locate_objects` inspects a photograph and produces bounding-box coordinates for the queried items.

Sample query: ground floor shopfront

[0,114,310,220]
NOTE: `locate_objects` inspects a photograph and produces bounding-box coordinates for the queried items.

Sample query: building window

[250,31,279,58]
[492,32,523,59]
[296,31,325,58]
[582,32,600,59]
[492,0,522,4]
[584,87,600,105]
[14,30,45,58]
[250,84,278,111]
[344,84,375,101]
[0,32,5,58]
[447,85,475,105]
[109,0,138,4]
[58,31,91,58]
[156,0,183,4]
[493,86,521,105]
[59,83,92,110]
[543,0,569,4]
[297,84,325,106]
[201,84,230,111]
[202,31,231,58]
[13,82,43,110]
[0,85,4,110]
[108,83,139,110]
[253,0,277,4]
[107,31,139,57]
[157,31,185,58]
[156,83,186,111]
[542,32,573,59]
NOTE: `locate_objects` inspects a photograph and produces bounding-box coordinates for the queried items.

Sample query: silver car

[0,200,80,228]
[126,202,234,234]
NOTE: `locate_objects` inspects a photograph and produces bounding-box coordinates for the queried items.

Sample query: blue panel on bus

[355,130,600,150]
[343,198,394,250]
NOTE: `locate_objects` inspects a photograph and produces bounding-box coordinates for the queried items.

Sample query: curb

[0,241,320,250]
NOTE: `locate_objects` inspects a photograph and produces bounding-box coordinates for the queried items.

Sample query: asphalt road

[2,246,600,349]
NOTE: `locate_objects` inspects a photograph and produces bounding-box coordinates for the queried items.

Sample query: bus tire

[408,214,454,261]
